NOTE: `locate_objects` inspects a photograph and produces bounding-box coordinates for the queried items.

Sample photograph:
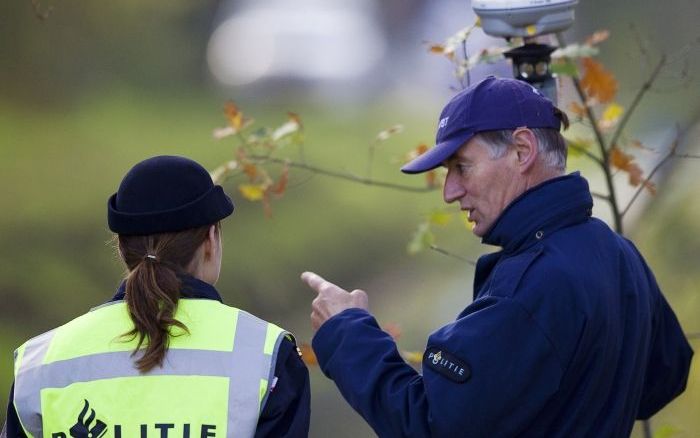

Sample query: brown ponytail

[117,225,212,373]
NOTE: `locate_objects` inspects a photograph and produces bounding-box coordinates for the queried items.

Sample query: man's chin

[471,223,486,238]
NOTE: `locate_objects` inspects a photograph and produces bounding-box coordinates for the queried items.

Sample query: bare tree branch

[429,245,476,265]
[609,55,667,151]
[591,191,609,201]
[249,155,438,193]
[556,33,623,234]
[569,142,605,166]
[621,135,680,218]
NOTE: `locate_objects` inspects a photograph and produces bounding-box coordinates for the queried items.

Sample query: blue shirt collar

[481,172,593,253]
[110,274,223,303]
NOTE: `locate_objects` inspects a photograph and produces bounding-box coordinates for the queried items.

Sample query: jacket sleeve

[255,337,310,438]
[636,291,694,419]
[4,383,27,438]
[312,298,564,438]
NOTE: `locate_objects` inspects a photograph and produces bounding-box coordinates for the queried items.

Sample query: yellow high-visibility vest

[13,299,289,438]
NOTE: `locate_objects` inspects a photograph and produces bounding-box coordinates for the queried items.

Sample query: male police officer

[300,76,693,437]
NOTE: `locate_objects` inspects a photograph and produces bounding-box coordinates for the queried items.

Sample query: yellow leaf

[600,103,624,129]
[429,210,452,226]
[401,351,424,365]
[580,58,618,103]
[223,101,253,132]
[567,138,593,157]
[238,184,266,201]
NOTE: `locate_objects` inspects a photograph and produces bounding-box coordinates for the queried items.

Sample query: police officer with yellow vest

[3,156,310,437]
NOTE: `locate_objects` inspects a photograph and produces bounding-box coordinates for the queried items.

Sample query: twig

[569,142,604,166]
[687,332,700,340]
[249,155,437,193]
[591,191,609,201]
[676,153,700,159]
[556,33,623,234]
[462,40,471,87]
[609,55,667,152]
[621,135,679,218]
[429,245,476,265]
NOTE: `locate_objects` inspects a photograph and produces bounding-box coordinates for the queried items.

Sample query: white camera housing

[472,0,578,38]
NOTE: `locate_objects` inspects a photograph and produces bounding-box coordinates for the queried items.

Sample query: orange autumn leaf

[223,100,253,132]
[429,44,446,54]
[383,323,402,340]
[243,163,258,180]
[270,164,290,196]
[580,58,618,103]
[224,101,243,129]
[298,343,317,366]
[405,143,429,162]
[568,102,587,118]
[287,112,303,129]
[609,148,656,194]
[426,170,437,188]
[428,44,455,60]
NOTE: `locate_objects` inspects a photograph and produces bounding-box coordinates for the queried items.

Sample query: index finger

[300,271,327,291]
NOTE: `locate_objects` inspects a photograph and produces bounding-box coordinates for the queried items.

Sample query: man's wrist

[312,308,373,369]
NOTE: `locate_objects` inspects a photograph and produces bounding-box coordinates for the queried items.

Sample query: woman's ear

[512,128,539,173]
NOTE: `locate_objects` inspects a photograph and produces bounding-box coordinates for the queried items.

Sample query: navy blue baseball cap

[401,76,562,174]
[108,155,234,235]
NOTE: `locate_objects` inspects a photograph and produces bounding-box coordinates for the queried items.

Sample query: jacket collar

[481,172,593,254]
[110,274,223,303]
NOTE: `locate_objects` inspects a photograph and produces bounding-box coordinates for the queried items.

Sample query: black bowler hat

[108,155,234,235]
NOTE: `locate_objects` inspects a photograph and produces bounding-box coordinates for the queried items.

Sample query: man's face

[443,136,521,237]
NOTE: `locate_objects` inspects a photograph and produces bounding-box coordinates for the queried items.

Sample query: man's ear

[512,128,539,173]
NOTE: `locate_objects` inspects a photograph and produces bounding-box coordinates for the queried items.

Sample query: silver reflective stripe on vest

[14,308,284,438]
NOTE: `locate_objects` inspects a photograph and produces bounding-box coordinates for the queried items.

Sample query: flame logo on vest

[431,351,442,365]
[69,399,107,438]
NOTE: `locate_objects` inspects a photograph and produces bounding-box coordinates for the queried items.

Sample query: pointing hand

[300,271,369,332]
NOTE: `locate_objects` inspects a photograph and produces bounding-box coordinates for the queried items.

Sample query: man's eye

[457,164,471,174]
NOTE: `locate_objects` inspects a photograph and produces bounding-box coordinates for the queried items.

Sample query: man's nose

[443,171,464,204]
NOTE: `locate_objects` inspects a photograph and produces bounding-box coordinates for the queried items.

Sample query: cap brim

[401,132,475,174]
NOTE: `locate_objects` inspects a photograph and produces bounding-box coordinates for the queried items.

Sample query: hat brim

[108,185,234,235]
[401,131,475,174]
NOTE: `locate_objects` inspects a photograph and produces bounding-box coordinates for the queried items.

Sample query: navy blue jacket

[5,276,310,438]
[313,173,693,437]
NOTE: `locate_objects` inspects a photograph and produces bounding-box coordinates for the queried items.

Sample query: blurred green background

[1,0,698,436]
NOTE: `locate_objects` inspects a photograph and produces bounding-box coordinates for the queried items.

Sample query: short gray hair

[475,128,568,171]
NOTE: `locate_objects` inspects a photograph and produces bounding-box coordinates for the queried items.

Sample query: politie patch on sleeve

[424,347,471,383]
